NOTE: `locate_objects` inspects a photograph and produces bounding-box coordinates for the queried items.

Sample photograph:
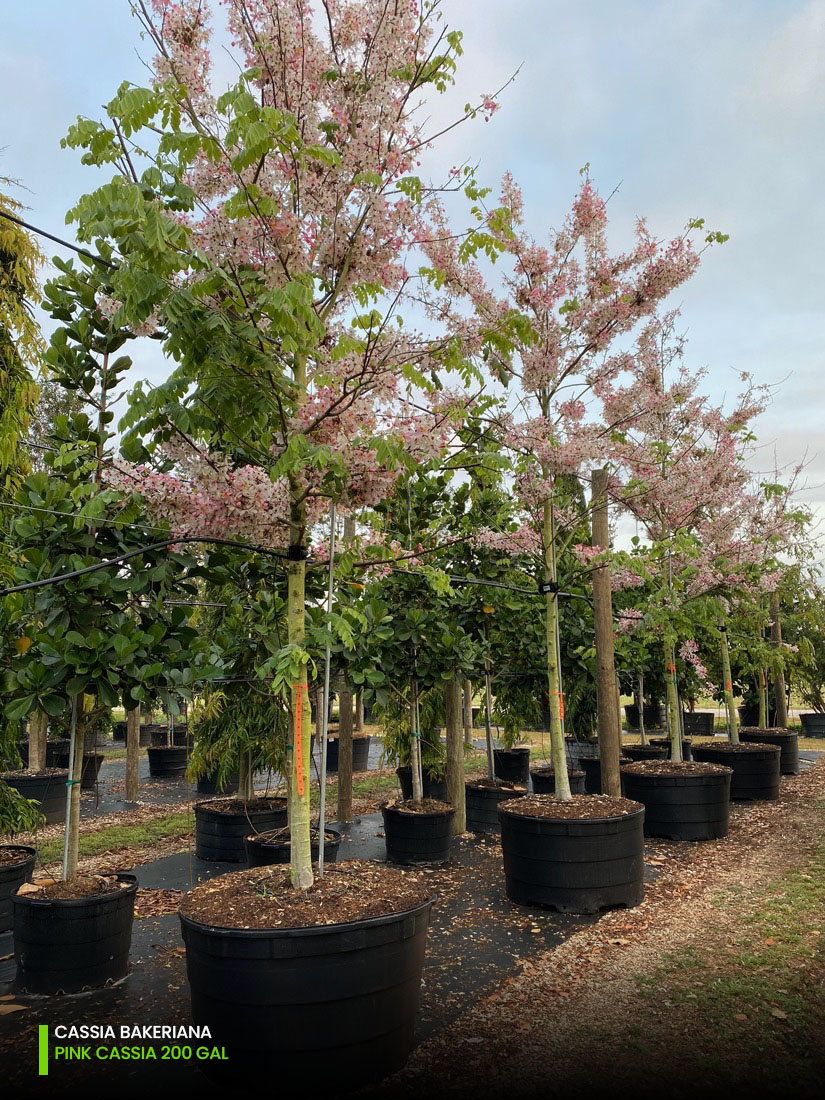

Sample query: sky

[2,0,824,528]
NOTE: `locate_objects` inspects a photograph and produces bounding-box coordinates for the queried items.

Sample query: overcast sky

[2,1,823,526]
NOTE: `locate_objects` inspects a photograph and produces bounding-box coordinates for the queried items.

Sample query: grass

[36,810,194,865]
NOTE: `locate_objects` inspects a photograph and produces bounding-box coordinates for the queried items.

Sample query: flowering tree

[62,0,499,886]
[422,174,716,796]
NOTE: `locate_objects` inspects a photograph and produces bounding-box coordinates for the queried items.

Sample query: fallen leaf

[770,1008,788,1020]
[0,1006,27,1015]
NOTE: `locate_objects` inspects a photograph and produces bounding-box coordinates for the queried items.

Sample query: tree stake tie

[293,684,305,798]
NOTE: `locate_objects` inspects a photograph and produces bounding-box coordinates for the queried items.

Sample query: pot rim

[244,826,343,847]
[381,803,455,820]
[179,891,434,939]
[0,843,37,867]
[12,872,137,909]
[195,796,288,815]
[498,799,645,826]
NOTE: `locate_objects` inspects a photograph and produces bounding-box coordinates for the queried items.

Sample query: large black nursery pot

[649,737,693,761]
[13,873,138,995]
[465,779,527,834]
[693,742,781,801]
[498,795,645,914]
[530,766,586,795]
[147,745,188,779]
[2,770,68,825]
[622,743,668,763]
[395,766,448,802]
[739,728,800,775]
[580,755,630,795]
[195,798,288,862]
[196,768,240,796]
[55,751,104,790]
[112,720,127,742]
[620,761,732,840]
[149,724,189,747]
[0,845,36,933]
[800,712,825,738]
[493,746,531,784]
[681,712,715,736]
[324,735,372,773]
[179,878,434,1087]
[382,801,455,865]
[562,737,601,766]
[738,704,776,729]
[245,827,342,868]
[624,703,666,731]
[45,740,71,767]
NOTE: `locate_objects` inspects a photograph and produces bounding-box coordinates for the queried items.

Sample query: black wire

[0,209,116,269]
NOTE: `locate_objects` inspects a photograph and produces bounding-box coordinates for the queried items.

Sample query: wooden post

[28,708,47,771]
[445,677,466,833]
[337,684,354,823]
[591,468,622,795]
[125,705,140,802]
[770,590,788,727]
[462,679,474,748]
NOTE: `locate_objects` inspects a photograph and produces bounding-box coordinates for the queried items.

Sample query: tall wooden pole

[445,677,465,833]
[591,468,622,796]
[125,705,140,802]
[770,590,788,727]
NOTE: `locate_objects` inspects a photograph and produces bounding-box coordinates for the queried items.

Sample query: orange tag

[725,681,732,693]
[294,684,304,797]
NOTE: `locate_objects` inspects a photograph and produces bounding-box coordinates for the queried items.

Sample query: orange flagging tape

[294,683,304,797]
[549,690,565,720]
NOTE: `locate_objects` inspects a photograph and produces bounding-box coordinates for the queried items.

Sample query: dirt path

[376,759,825,1100]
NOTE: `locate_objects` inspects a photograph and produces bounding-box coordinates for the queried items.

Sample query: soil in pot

[530,767,586,795]
[382,799,455,865]
[245,826,342,867]
[195,797,288,862]
[54,751,104,789]
[324,734,371,773]
[692,742,781,801]
[13,873,138,995]
[0,845,36,933]
[620,760,732,841]
[498,794,645,914]
[580,755,631,795]
[465,778,527,835]
[739,727,800,775]
[622,744,669,763]
[179,861,433,1086]
[396,766,448,802]
[493,746,531,784]
[147,745,188,778]
[1,770,68,825]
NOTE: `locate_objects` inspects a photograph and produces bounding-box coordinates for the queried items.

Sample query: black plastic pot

[620,765,732,840]
[13,873,138,994]
[395,766,448,802]
[2,771,68,825]
[681,712,714,736]
[738,704,776,729]
[739,728,800,775]
[693,743,781,801]
[624,703,666,731]
[147,745,188,778]
[245,828,342,867]
[465,780,527,834]
[382,803,455,865]
[54,751,104,790]
[580,755,630,795]
[113,720,127,742]
[563,738,601,766]
[180,892,433,1086]
[147,723,188,747]
[195,799,288,862]
[45,740,71,767]
[622,744,669,763]
[529,767,586,795]
[800,712,825,738]
[196,769,240,796]
[493,747,531,784]
[649,737,693,762]
[15,741,28,766]
[498,799,646,913]
[0,845,36,933]
[324,735,371,773]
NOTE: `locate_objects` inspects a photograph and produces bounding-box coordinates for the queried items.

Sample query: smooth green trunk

[543,498,571,799]
[663,638,683,762]
[719,624,739,744]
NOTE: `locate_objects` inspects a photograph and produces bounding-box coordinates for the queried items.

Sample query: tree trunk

[64,705,85,880]
[462,679,473,748]
[591,469,622,796]
[125,705,140,802]
[445,677,465,833]
[758,670,768,729]
[719,623,739,744]
[355,690,364,734]
[410,685,423,803]
[543,497,572,799]
[663,637,684,761]
[636,672,646,746]
[337,685,354,824]
[770,590,788,727]
[287,454,312,887]
[28,708,47,772]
